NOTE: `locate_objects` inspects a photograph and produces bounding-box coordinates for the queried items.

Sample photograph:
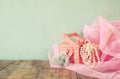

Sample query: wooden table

[0,60,99,79]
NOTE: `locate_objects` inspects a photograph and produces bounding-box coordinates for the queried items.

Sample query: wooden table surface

[0,60,99,79]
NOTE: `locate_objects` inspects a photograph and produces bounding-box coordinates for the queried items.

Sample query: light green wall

[0,0,120,59]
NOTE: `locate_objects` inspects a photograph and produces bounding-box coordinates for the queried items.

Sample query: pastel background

[0,0,120,59]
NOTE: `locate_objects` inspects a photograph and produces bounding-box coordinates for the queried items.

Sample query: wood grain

[0,60,99,79]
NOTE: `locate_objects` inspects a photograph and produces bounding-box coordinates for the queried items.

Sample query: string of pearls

[80,40,100,65]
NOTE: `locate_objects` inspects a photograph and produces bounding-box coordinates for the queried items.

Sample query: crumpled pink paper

[48,16,120,79]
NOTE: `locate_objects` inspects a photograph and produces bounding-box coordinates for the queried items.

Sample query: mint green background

[0,0,120,59]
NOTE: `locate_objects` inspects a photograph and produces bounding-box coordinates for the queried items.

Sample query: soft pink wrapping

[48,16,120,79]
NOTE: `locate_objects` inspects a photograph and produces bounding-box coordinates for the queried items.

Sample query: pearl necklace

[80,40,100,65]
